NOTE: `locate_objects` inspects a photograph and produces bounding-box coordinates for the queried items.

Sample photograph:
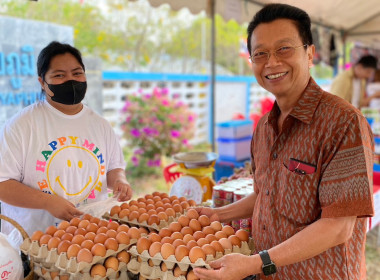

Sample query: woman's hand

[194,206,220,222]
[113,179,133,202]
[44,195,83,221]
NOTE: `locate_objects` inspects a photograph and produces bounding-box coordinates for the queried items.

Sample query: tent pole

[211,0,216,153]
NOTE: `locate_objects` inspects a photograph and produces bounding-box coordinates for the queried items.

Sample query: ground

[130,174,380,278]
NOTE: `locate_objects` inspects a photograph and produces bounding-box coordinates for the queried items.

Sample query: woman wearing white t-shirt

[363,69,380,109]
[0,41,133,236]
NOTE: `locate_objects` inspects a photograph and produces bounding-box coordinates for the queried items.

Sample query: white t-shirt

[0,100,126,236]
[351,79,361,109]
[366,82,380,109]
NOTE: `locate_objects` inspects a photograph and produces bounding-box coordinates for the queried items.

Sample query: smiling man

[194,4,374,280]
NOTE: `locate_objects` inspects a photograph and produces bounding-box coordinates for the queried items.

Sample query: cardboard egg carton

[103,211,182,232]
[20,239,58,268]
[69,261,130,280]
[33,262,69,280]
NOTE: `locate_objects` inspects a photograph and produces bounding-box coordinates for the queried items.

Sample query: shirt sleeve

[319,113,374,218]
[105,122,126,172]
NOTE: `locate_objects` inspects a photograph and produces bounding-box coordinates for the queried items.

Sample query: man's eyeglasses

[250,44,308,64]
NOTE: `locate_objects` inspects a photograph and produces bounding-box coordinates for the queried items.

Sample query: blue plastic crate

[214,159,247,181]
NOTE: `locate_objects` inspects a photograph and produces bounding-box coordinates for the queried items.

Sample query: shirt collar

[264,77,323,125]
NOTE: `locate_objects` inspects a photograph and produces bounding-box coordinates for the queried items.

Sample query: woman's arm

[106,168,133,201]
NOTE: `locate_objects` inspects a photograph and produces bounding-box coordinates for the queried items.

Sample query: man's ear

[308,44,315,68]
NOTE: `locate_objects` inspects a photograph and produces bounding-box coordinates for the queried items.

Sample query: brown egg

[39,234,52,246]
[161,236,174,244]
[174,266,187,277]
[186,208,199,220]
[198,215,211,227]
[210,240,224,253]
[47,237,61,250]
[183,234,195,244]
[65,226,77,235]
[96,226,108,234]
[67,244,81,258]
[85,232,96,241]
[119,209,130,219]
[120,202,129,210]
[90,264,106,277]
[148,232,161,243]
[72,235,86,246]
[147,209,157,216]
[69,217,81,227]
[145,194,154,200]
[74,228,87,236]
[107,221,119,231]
[202,226,215,235]
[94,233,108,244]
[149,241,162,257]
[41,268,47,275]
[160,262,168,272]
[50,271,59,280]
[90,216,100,224]
[171,232,183,240]
[215,231,228,240]
[138,213,150,223]
[137,201,146,209]
[172,239,186,248]
[128,211,140,221]
[147,215,160,226]
[189,219,201,232]
[45,225,58,236]
[186,240,198,250]
[160,192,170,199]
[196,238,208,247]
[78,219,90,229]
[218,238,232,250]
[181,226,194,236]
[59,274,70,280]
[169,195,178,202]
[163,203,172,210]
[116,231,130,245]
[145,198,154,205]
[81,239,94,250]
[156,207,165,213]
[187,269,199,280]
[105,238,119,251]
[61,233,73,242]
[129,200,138,207]
[91,243,107,257]
[189,246,206,263]
[193,231,206,241]
[168,222,182,233]
[137,197,146,203]
[97,219,109,228]
[221,225,235,237]
[180,201,190,210]
[228,235,242,247]
[129,205,139,212]
[82,214,93,221]
[117,224,130,233]
[210,221,222,232]
[178,215,190,227]
[146,204,156,211]
[57,221,70,231]
[158,228,172,238]
[110,205,121,216]
[188,200,197,207]
[201,244,216,257]
[138,227,149,235]
[172,204,183,214]
[105,256,119,271]
[53,229,65,239]
[138,208,147,215]
[31,230,44,242]
[157,212,168,221]
[57,240,72,254]
[161,243,175,259]
[205,234,218,244]
[155,201,164,208]
[235,229,250,242]
[175,245,189,262]
[161,198,171,204]
[136,237,152,254]
[178,196,187,202]
[165,208,176,217]
[117,250,130,263]
[106,229,118,239]
[86,223,99,234]
[127,227,140,240]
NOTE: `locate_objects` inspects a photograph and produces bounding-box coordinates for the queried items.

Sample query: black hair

[37,41,85,81]
[356,55,377,69]
[247,3,313,55]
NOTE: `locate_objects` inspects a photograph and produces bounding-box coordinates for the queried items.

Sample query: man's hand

[194,253,255,280]
[195,206,220,222]
[113,179,133,202]
[44,195,83,221]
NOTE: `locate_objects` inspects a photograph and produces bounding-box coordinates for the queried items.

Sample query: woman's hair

[247,3,313,55]
[37,41,85,81]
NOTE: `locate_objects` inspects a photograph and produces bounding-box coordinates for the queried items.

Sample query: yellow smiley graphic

[46,146,101,203]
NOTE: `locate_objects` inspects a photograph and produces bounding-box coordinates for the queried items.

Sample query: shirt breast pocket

[275,165,319,225]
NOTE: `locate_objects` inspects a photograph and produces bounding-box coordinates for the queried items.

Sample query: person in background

[0,41,133,236]
[362,69,380,109]
[330,54,377,108]
[194,3,374,280]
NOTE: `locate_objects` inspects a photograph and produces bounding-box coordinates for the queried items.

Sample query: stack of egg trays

[20,237,137,280]
[126,239,253,280]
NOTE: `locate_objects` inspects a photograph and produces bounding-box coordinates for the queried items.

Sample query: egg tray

[127,239,252,274]
[33,262,68,280]
[20,237,137,275]
[103,211,182,232]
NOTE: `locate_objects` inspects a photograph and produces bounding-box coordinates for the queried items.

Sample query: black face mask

[46,80,87,105]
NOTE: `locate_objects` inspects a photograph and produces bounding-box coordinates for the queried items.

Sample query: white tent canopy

[142,0,380,46]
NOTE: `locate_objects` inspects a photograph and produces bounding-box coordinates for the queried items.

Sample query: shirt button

[273,153,278,159]
[266,190,269,195]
